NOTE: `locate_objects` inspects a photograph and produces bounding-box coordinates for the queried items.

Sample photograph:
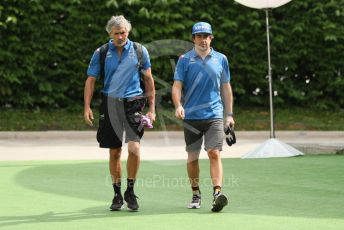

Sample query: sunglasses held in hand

[224,126,236,146]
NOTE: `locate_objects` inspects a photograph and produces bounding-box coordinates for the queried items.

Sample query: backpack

[98,42,145,93]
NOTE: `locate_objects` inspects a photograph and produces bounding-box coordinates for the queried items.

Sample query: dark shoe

[110,194,124,211]
[211,192,228,212]
[124,190,139,211]
[187,194,201,209]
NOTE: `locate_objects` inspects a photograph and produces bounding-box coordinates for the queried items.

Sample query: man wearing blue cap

[172,22,235,212]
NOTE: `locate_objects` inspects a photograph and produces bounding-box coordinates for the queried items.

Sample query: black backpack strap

[133,42,143,68]
[99,43,109,84]
[133,42,145,93]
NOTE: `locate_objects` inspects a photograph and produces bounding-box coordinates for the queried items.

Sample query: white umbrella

[234,0,292,9]
[235,0,292,138]
[234,0,304,158]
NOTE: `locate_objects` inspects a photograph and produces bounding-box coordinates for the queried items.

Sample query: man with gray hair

[84,15,155,211]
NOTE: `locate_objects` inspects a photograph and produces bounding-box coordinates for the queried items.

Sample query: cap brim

[192,32,212,35]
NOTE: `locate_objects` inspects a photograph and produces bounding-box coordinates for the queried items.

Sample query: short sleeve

[173,55,186,82]
[86,49,101,78]
[221,55,230,83]
[142,46,151,70]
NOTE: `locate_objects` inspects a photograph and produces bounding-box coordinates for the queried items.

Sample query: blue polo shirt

[87,39,151,98]
[173,48,230,120]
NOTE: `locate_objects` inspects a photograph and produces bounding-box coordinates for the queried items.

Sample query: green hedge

[0,0,343,109]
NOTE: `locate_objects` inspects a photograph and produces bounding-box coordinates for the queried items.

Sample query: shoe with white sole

[187,194,201,209]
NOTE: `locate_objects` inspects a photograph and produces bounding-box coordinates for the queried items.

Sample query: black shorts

[97,96,146,148]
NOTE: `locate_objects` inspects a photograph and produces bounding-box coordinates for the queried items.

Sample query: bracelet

[226,112,233,117]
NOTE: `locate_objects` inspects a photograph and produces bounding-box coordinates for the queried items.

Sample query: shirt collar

[191,47,214,58]
[108,39,131,50]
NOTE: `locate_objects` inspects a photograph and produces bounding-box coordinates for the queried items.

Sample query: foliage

[1,106,343,131]
[0,0,343,109]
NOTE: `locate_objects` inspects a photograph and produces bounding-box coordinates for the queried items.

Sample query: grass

[0,106,343,131]
[0,155,343,230]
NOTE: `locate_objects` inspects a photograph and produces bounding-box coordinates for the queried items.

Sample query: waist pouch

[100,94,146,124]
[124,97,147,125]
[124,97,146,114]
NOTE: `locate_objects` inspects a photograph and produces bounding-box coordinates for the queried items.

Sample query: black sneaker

[110,194,124,211]
[124,190,139,211]
[211,192,228,212]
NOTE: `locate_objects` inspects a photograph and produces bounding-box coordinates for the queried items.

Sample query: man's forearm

[147,85,155,113]
[84,77,95,109]
[221,83,233,114]
[172,81,183,108]
[144,74,155,113]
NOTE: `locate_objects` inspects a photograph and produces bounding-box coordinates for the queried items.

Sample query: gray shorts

[183,119,224,153]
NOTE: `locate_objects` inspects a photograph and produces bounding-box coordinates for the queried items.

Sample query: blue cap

[192,22,212,35]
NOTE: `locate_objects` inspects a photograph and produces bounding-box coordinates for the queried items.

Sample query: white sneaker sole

[187,203,201,209]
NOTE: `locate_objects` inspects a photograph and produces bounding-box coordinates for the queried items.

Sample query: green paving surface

[1,155,343,230]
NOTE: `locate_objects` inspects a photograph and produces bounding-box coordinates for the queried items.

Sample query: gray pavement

[0,131,343,161]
